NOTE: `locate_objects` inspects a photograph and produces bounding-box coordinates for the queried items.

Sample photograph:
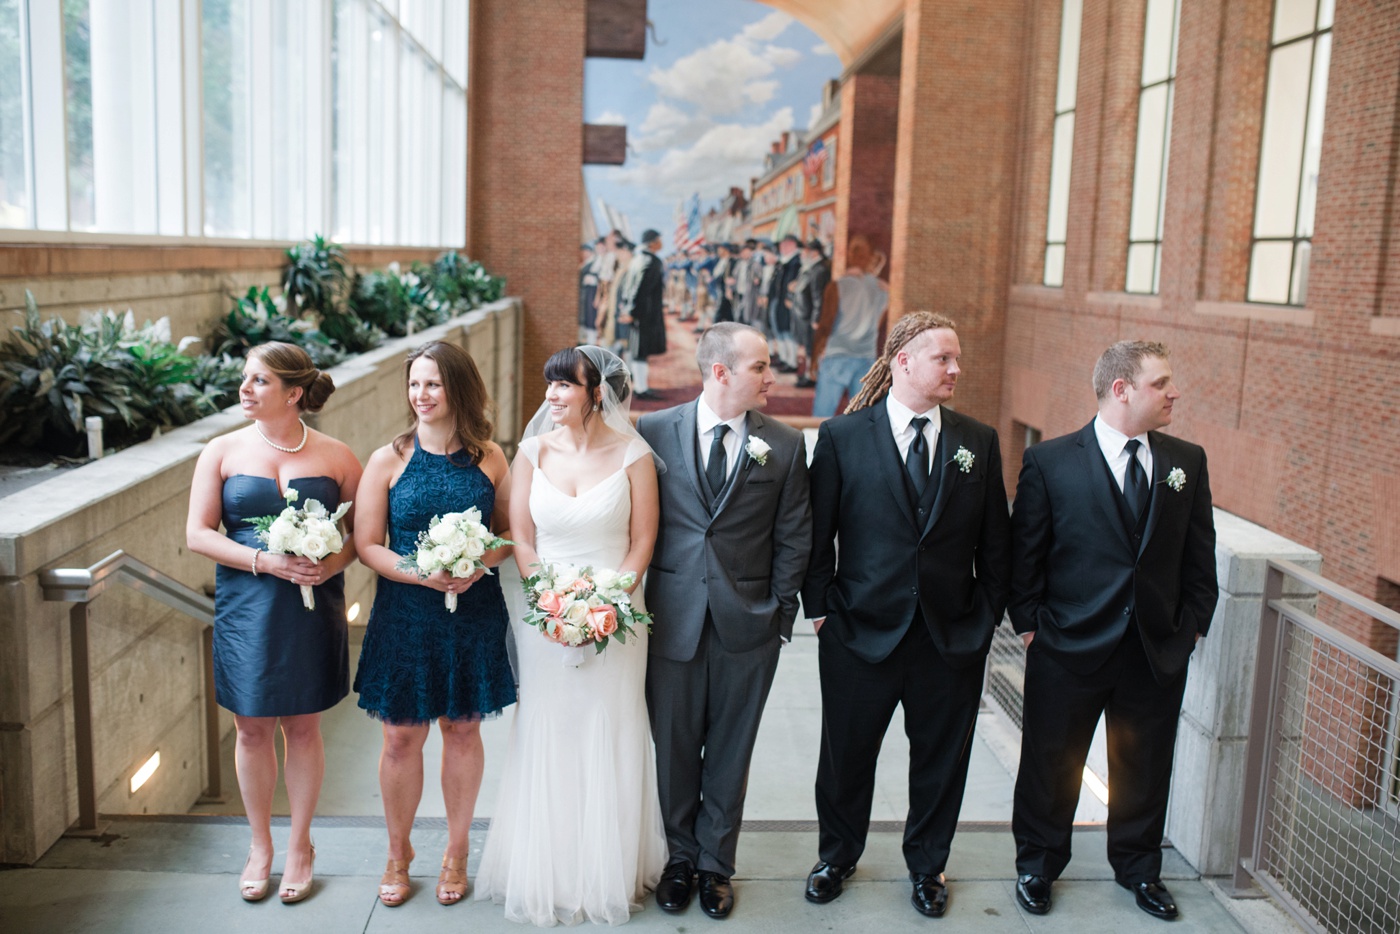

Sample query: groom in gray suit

[638,322,812,919]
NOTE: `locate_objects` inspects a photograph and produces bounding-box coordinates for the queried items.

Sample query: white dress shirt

[696,396,746,480]
[886,394,942,473]
[1093,415,1152,493]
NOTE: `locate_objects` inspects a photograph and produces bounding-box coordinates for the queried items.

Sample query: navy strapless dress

[354,439,516,723]
[214,475,349,717]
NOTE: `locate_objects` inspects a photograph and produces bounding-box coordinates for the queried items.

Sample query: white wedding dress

[475,437,668,926]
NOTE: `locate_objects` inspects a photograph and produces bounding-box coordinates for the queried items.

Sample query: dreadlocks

[843,312,958,413]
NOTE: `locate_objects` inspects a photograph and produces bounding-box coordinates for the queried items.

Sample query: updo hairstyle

[247,341,336,413]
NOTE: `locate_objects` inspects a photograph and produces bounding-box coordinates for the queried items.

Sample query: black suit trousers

[1012,627,1188,883]
[815,616,983,874]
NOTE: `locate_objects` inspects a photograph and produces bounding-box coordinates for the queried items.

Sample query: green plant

[211,286,346,368]
[427,250,504,311]
[282,234,349,317]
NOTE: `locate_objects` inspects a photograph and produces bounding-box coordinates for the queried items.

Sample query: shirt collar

[1093,415,1149,454]
[697,396,746,438]
[885,394,942,434]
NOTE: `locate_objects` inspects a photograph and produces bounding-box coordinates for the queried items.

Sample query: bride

[475,345,668,925]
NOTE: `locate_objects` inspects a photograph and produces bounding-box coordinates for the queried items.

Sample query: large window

[0,0,467,248]
[1126,0,1179,295]
[1043,0,1082,287]
[1248,0,1332,305]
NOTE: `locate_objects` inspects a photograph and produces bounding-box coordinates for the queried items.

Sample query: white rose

[463,537,486,559]
[432,544,456,567]
[429,522,457,545]
[593,568,621,592]
[417,548,436,571]
[451,557,476,578]
[300,529,332,560]
[439,512,464,525]
[563,600,590,625]
[558,565,581,583]
[532,578,551,592]
[266,516,298,553]
[561,624,584,646]
[586,594,604,608]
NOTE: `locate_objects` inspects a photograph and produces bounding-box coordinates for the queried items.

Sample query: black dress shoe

[1015,874,1052,914]
[1118,879,1178,920]
[804,861,856,903]
[910,872,948,918]
[655,861,695,912]
[697,871,734,918]
[794,377,816,388]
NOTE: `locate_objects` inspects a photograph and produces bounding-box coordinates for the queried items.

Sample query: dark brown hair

[844,312,958,413]
[392,341,495,466]
[543,347,629,428]
[247,342,335,412]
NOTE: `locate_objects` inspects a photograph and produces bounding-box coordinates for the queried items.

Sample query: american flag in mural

[672,193,705,251]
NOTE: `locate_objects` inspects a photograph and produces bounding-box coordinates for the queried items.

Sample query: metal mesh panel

[984,621,1027,729]
[1255,626,1400,934]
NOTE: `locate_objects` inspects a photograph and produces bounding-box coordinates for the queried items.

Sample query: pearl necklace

[255,419,308,454]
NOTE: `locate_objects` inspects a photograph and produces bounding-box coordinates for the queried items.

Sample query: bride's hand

[423,568,484,594]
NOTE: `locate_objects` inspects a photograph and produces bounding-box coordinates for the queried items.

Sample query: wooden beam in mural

[586,0,647,59]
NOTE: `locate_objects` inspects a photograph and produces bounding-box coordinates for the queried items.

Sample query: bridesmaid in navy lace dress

[353,340,515,907]
[186,342,362,904]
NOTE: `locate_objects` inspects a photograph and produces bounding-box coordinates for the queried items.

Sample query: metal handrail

[39,550,221,837]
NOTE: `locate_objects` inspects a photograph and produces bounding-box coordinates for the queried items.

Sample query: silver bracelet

[251,549,261,577]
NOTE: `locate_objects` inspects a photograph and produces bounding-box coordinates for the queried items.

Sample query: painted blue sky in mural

[583,2,838,248]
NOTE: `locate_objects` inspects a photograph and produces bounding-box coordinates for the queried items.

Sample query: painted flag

[686,193,706,249]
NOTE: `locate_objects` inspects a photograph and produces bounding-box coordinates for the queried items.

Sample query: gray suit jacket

[638,401,812,662]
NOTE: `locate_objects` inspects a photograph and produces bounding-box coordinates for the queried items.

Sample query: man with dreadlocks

[799,312,1011,919]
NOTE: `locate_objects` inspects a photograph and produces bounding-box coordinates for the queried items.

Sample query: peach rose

[546,618,567,643]
[567,577,593,594]
[537,590,566,616]
[588,605,618,638]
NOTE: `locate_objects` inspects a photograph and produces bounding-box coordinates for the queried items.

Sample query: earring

[593,403,601,412]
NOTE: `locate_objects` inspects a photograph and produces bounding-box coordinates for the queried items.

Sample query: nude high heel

[436,854,468,905]
[279,844,315,904]
[239,846,271,902]
[379,847,414,907]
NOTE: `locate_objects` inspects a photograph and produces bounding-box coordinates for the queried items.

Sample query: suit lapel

[1076,422,1135,552]
[921,407,958,537]
[870,405,919,529]
[1139,432,1172,554]
[673,401,708,508]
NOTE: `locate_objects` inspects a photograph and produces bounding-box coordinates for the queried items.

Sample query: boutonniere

[745,435,770,466]
[950,446,975,474]
[1163,467,1186,492]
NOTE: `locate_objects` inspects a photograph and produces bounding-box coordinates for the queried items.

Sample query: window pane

[62,0,94,229]
[1289,240,1310,305]
[1140,0,1177,87]
[443,0,467,87]
[0,0,30,228]
[1055,0,1082,113]
[1272,0,1317,44]
[1044,244,1065,287]
[1254,38,1313,238]
[89,0,158,233]
[1046,112,1075,242]
[203,0,251,237]
[1248,240,1294,303]
[442,84,466,247]
[271,0,309,240]
[1130,83,1169,242]
[1126,242,1157,294]
[1296,32,1330,238]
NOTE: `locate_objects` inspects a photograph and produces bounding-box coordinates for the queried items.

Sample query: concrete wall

[1165,510,1322,876]
[0,299,521,865]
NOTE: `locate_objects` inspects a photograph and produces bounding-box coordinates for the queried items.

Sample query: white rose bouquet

[396,507,511,612]
[521,562,653,663]
[251,489,352,610]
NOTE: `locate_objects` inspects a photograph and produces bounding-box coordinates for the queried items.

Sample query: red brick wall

[467,0,586,429]
[835,73,899,277]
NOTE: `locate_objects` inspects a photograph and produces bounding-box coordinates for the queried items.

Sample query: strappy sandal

[378,848,414,907]
[279,843,315,904]
[436,854,469,905]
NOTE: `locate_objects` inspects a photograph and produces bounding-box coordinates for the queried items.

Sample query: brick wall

[836,73,900,277]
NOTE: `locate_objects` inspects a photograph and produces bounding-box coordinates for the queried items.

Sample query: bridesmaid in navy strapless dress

[187,342,363,905]
[216,475,349,715]
[352,341,515,908]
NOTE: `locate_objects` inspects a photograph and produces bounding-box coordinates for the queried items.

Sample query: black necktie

[706,424,730,497]
[1123,439,1148,520]
[905,417,930,498]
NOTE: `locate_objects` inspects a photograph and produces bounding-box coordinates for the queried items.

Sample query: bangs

[543,347,586,385]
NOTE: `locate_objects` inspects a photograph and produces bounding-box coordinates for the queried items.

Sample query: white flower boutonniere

[952,446,975,474]
[745,435,771,466]
[1165,467,1186,492]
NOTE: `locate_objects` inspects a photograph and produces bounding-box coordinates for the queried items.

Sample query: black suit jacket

[801,402,1012,667]
[1008,421,1218,683]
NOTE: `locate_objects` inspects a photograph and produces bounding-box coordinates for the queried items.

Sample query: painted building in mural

[747,81,841,250]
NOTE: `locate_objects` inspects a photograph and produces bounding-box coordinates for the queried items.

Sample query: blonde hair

[844,312,957,413]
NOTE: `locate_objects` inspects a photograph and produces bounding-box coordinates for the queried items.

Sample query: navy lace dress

[354,438,516,723]
[214,475,349,717]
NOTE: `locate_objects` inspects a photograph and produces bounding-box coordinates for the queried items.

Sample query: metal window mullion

[19,0,36,228]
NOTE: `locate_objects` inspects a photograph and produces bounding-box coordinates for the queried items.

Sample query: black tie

[905,417,930,498]
[706,424,730,498]
[1123,439,1148,521]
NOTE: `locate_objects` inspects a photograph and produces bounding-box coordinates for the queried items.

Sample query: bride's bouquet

[397,507,511,612]
[251,489,352,610]
[522,562,652,655]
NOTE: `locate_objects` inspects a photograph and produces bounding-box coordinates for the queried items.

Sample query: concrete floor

[2,617,1299,933]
